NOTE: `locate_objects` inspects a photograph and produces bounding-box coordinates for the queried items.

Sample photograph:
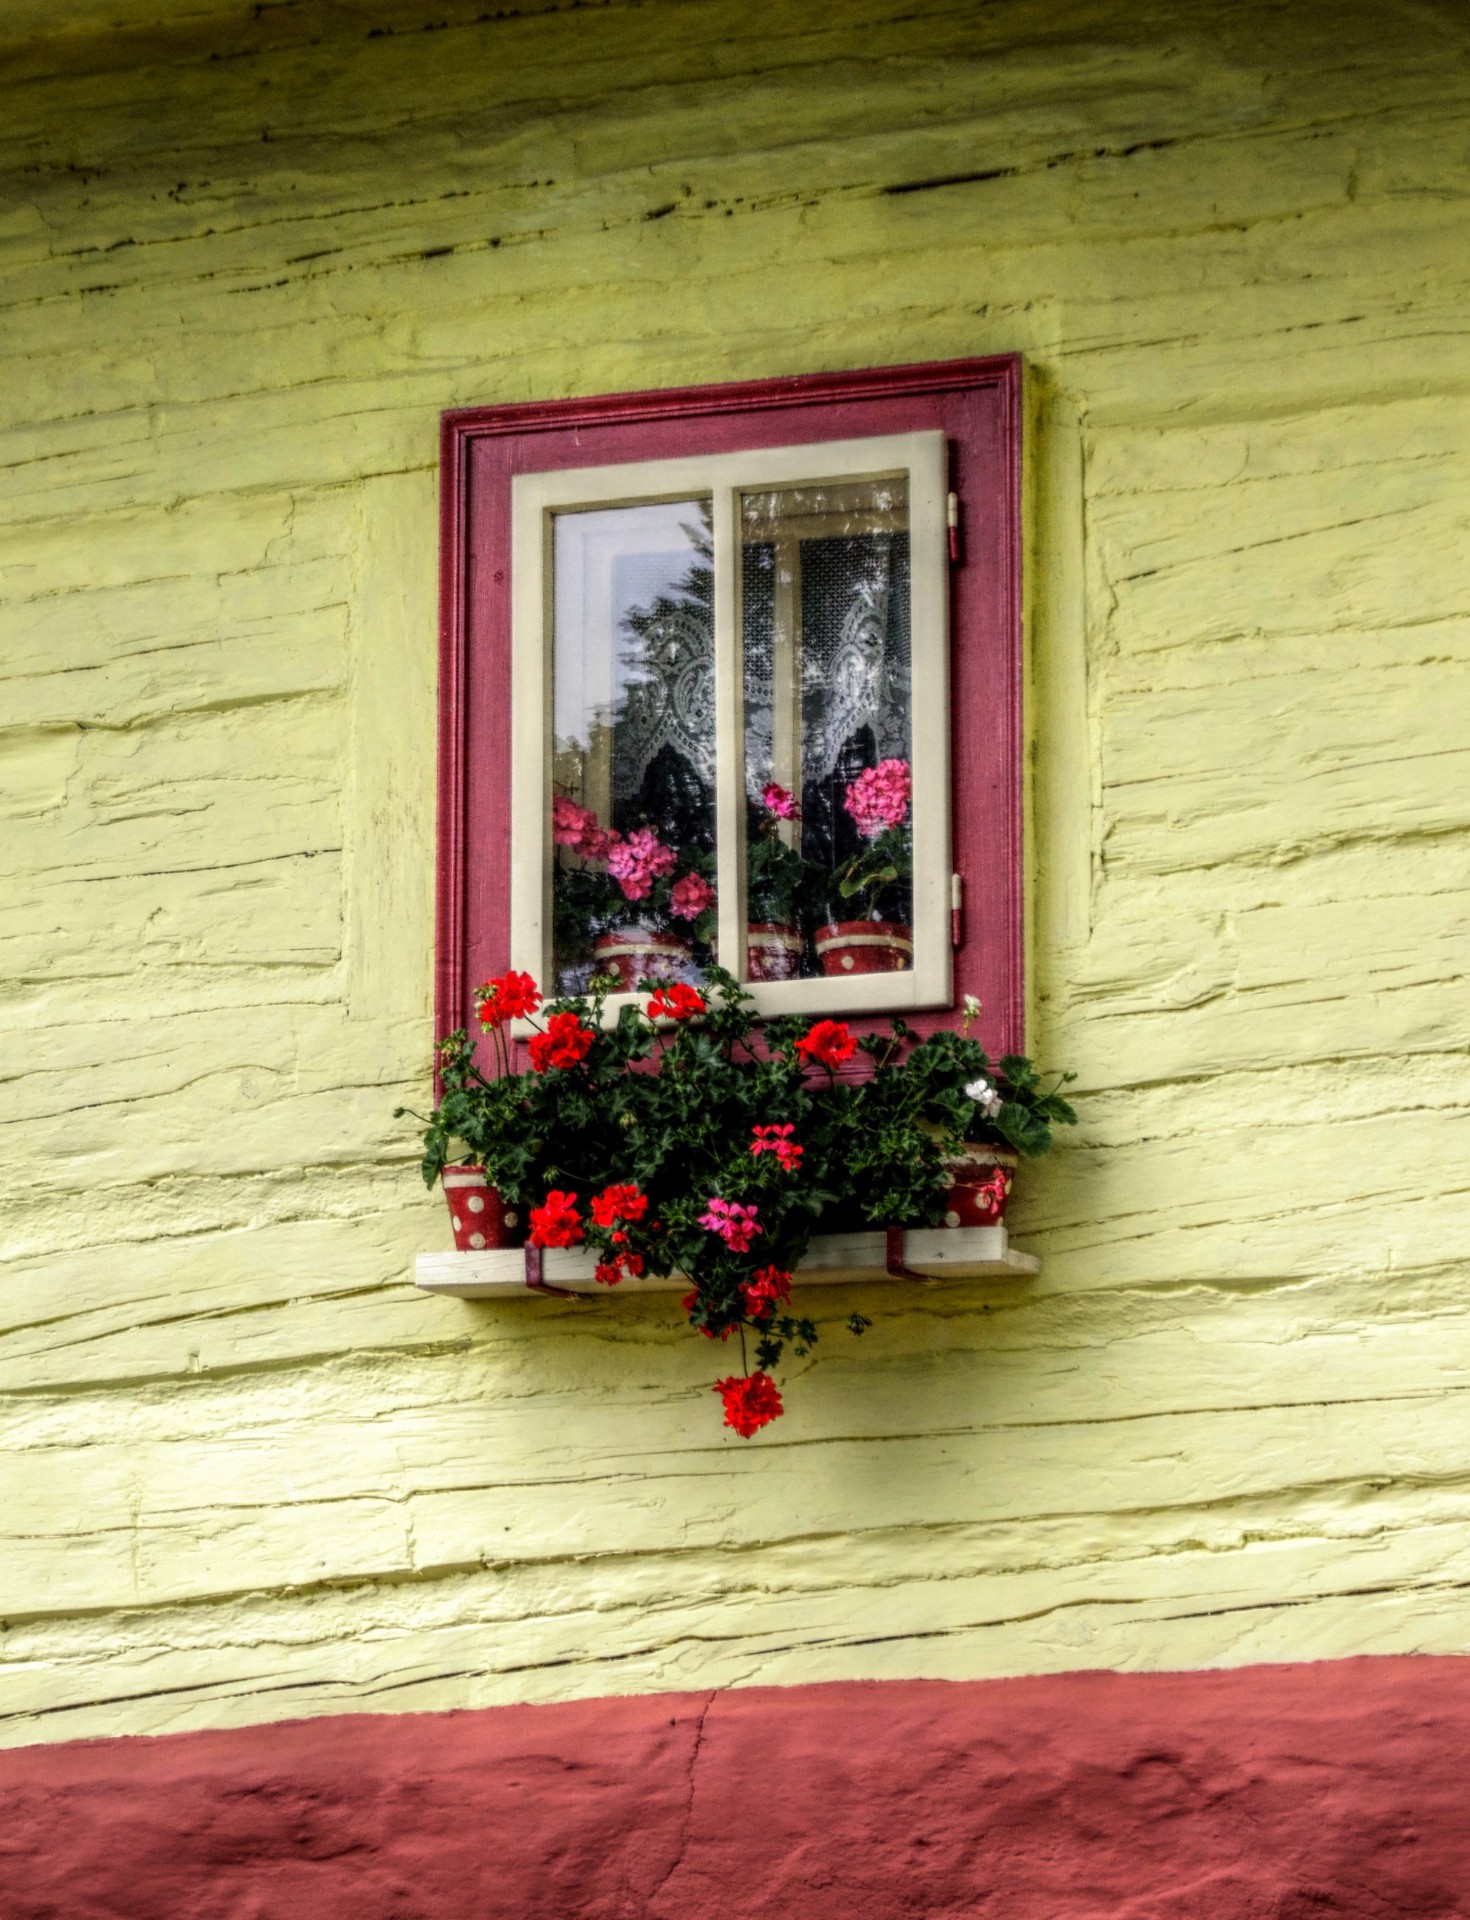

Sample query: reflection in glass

[550,499,717,994]
[741,477,913,980]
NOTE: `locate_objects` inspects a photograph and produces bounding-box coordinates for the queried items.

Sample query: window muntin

[511,431,950,1018]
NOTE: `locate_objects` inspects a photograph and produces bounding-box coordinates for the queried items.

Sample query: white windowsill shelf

[415,1225,1039,1298]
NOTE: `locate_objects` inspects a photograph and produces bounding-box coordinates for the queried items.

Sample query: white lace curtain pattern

[610,532,911,809]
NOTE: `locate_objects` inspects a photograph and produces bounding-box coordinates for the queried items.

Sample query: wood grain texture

[2,0,1468,1747]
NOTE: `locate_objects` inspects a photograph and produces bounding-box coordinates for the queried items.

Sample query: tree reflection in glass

[550,499,717,994]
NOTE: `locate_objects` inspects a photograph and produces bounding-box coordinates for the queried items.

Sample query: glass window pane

[741,477,913,981]
[550,499,716,995]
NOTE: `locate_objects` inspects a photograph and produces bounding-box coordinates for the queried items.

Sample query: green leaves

[830,821,911,916]
[746,824,824,926]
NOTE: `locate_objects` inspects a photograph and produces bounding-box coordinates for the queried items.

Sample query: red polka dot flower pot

[591,927,692,993]
[746,922,803,981]
[939,1145,1018,1227]
[442,1166,525,1250]
[815,919,913,976]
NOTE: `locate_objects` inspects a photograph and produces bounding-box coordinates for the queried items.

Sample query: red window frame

[438,354,1024,1057]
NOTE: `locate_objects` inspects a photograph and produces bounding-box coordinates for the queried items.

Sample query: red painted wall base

[2,1659,1468,1917]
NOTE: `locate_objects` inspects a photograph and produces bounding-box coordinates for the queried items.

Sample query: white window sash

[510,430,950,1021]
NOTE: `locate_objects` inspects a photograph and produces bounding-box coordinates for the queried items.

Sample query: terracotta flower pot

[815,919,913,976]
[746,922,803,982]
[592,927,692,993]
[938,1145,1018,1228]
[443,1166,525,1250]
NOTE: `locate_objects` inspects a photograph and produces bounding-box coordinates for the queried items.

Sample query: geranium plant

[550,795,717,984]
[746,782,825,930]
[830,757,913,920]
[404,968,1075,1437]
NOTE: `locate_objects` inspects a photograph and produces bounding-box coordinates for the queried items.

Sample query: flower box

[404,967,1072,1434]
[415,1224,1038,1298]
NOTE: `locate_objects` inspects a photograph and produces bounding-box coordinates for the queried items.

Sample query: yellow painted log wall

[2,0,1468,1746]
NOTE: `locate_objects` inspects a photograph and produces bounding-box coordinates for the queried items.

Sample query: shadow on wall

[0,1658,1466,1917]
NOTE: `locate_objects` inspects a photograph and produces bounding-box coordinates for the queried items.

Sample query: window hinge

[951,872,963,947]
[947,491,963,565]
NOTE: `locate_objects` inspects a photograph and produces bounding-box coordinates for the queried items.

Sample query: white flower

[965,1076,1003,1119]
[962,994,981,1018]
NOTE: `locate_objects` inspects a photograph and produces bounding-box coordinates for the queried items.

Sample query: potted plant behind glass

[551,795,716,992]
[746,781,825,980]
[817,758,914,976]
[592,825,707,990]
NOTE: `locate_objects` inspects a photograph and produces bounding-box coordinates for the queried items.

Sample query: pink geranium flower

[761,781,799,820]
[697,1197,762,1253]
[843,759,911,839]
[669,871,715,920]
[607,827,677,901]
[552,794,619,862]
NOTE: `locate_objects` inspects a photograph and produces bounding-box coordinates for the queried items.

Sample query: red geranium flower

[476,970,541,1027]
[527,1010,595,1072]
[647,982,706,1022]
[713,1371,784,1437]
[595,1251,645,1286]
[528,1190,583,1249]
[591,1183,648,1229]
[750,1123,802,1172]
[741,1266,792,1321]
[794,1019,857,1070]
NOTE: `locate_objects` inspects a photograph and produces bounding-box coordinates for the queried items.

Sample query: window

[511,431,948,1016]
[440,357,1022,1048]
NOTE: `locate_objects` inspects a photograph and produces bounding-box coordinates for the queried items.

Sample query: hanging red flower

[713,1372,784,1437]
[741,1266,792,1320]
[595,1251,645,1286]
